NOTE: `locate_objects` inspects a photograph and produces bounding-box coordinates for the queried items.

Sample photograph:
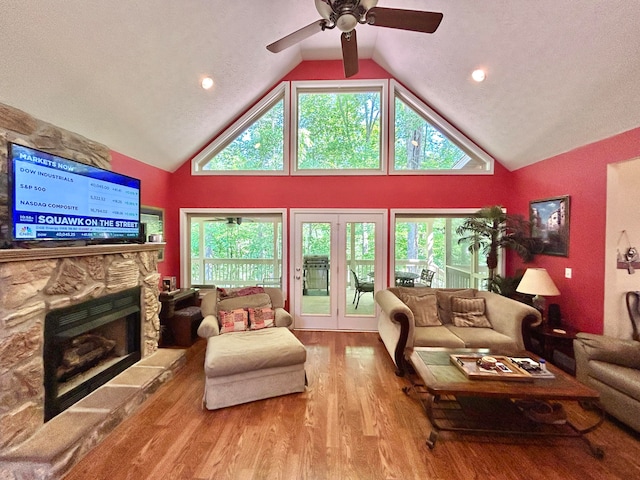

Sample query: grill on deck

[303,255,329,296]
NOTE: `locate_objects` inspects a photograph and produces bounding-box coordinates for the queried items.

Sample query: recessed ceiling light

[201,77,214,90]
[471,69,486,82]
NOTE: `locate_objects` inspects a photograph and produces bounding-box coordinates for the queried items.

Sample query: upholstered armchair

[574,332,640,431]
[196,287,307,410]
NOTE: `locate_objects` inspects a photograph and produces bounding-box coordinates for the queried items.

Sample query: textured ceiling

[1,1,639,172]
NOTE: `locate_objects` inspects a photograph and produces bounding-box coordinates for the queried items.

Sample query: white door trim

[290,208,387,331]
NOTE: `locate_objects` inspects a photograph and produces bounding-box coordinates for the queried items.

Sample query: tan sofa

[375,287,541,375]
[574,332,640,431]
[197,287,307,409]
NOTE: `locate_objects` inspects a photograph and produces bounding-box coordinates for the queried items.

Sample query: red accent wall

[166,61,518,286]
[508,127,640,333]
[284,59,390,80]
[109,57,640,337]
[110,151,174,279]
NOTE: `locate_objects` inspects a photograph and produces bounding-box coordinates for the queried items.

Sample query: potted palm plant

[456,205,539,293]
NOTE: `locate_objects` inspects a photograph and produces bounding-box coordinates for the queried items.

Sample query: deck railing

[394,261,486,290]
[191,258,486,290]
[192,258,281,288]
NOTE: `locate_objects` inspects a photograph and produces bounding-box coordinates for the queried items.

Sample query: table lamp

[516,268,560,320]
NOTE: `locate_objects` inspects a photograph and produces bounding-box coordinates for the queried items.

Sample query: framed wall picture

[529,195,570,257]
[141,205,165,261]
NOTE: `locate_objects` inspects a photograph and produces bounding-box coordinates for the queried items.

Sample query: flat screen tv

[7,142,142,245]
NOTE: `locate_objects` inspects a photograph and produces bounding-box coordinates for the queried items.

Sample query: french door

[291,210,386,331]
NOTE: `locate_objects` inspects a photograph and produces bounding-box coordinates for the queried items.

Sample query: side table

[531,323,579,375]
[159,288,200,346]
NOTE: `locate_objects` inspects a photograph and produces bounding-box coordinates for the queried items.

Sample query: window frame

[390,208,502,290]
[191,78,494,177]
[291,79,388,176]
[191,82,290,175]
[390,80,494,175]
[140,205,165,261]
[180,208,288,294]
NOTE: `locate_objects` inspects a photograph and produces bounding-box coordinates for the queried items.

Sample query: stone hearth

[1,347,185,480]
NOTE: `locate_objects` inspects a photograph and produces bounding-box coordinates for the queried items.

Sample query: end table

[532,323,579,374]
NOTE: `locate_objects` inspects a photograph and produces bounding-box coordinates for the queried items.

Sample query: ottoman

[202,327,307,410]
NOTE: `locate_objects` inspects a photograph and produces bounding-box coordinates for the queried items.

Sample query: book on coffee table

[510,357,555,379]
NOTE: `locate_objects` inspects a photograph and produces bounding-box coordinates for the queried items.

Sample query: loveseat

[197,287,307,409]
[574,332,640,432]
[375,287,541,375]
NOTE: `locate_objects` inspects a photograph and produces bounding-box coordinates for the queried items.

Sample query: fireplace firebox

[43,287,142,421]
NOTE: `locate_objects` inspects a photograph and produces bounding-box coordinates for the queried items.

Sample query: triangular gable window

[391,81,493,174]
[192,83,289,174]
[192,80,492,176]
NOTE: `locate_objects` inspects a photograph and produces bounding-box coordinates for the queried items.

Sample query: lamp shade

[516,268,560,296]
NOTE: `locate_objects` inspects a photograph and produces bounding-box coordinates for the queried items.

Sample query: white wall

[604,157,640,337]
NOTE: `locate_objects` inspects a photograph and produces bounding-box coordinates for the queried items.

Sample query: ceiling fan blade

[366,7,443,34]
[341,30,359,78]
[266,19,326,53]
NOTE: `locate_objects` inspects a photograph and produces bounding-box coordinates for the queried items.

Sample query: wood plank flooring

[65,331,640,480]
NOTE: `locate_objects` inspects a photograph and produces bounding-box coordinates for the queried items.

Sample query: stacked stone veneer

[0,103,162,454]
[0,250,161,452]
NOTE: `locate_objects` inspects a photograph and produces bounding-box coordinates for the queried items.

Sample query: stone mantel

[0,242,164,263]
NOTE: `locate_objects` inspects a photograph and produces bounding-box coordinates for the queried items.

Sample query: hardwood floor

[65,331,640,480]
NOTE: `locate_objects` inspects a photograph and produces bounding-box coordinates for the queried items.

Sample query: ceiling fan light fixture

[315,0,333,20]
[337,14,358,32]
[360,0,379,10]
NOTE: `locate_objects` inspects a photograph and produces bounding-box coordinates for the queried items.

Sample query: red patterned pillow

[217,286,265,299]
[248,307,275,330]
[218,308,248,333]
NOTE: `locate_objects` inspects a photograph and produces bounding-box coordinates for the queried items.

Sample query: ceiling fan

[266,0,443,78]
[204,217,245,226]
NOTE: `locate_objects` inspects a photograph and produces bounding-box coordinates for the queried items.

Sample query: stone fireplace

[0,102,179,478]
[0,244,162,452]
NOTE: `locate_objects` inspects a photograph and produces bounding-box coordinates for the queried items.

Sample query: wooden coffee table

[405,347,604,458]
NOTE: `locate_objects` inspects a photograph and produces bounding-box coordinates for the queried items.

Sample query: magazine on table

[509,357,555,379]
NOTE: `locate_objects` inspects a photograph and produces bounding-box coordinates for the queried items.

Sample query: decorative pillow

[217,286,265,299]
[451,297,492,328]
[218,293,272,313]
[248,307,275,330]
[399,293,440,327]
[218,308,249,333]
[435,289,476,324]
[394,286,435,298]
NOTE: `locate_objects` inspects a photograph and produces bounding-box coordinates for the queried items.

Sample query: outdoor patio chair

[350,269,374,309]
[414,269,435,287]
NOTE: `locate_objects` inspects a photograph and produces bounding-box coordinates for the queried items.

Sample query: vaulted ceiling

[1,1,639,172]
